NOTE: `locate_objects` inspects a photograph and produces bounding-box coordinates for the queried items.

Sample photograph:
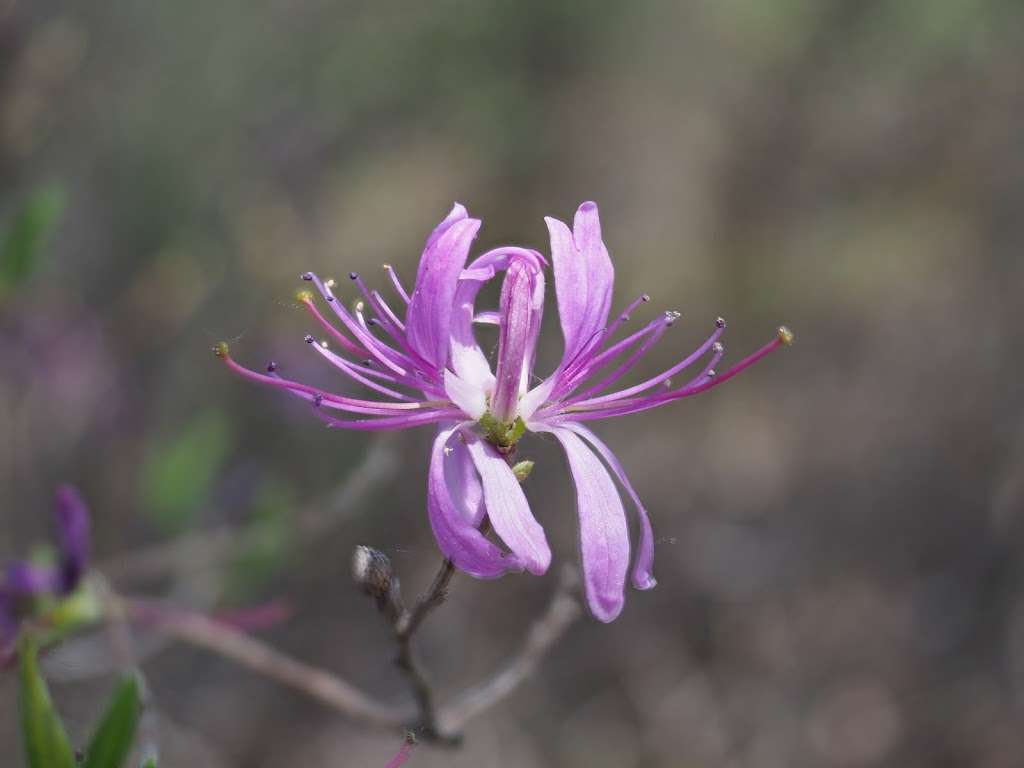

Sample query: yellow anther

[295,289,314,304]
[212,341,230,358]
[777,326,794,346]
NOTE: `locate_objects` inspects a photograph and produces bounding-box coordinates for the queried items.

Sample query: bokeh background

[2,0,1023,766]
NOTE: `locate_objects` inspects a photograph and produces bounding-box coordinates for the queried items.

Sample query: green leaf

[140,409,232,533]
[0,184,65,293]
[141,759,158,768]
[18,636,76,768]
[82,675,142,768]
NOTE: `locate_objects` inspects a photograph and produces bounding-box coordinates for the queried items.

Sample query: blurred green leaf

[82,675,142,768]
[226,480,294,599]
[35,584,104,649]
[18,636,76,768]
[0,184,65,294]
[140,409,232,533]
[141,759,157,768]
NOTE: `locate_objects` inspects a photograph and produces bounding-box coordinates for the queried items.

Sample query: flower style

[0,485,91,659]
[216,202,791,621]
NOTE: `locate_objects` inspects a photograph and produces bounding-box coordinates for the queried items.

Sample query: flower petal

[561,423,656,590]
[427,426,521,579]
[491,256,545,423]
[547,201,615,366]
[406,205,481,369]
[4,563,59,595]
[54,485,90,594]
[533,424,629,622]
[464,432,551,575]
[444,369,487,420]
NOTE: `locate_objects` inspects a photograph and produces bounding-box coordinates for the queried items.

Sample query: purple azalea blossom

[218,202,791,622]
[0,485,91,657]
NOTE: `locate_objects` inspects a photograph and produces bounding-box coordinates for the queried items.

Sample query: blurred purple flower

[219,202,790,621]
[0,485,91,658]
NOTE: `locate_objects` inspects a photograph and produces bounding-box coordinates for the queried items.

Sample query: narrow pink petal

[448,246,542,392]
[546,215,587,360]
[533,425,629,622]
[561,423,656,590]
[407,207,481,369]
[464,433,551,575]
[572,201,614,340]
[491,256,544,423]
[427,426,521,578]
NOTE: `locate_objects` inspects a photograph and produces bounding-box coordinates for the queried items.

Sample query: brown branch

[119,596,408,732]
[106,564,582,745]
[393,554,462,744]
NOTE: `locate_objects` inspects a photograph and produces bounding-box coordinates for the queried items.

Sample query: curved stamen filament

[555,328,790,421]
[299,293,366,358]
[383,264,411,305]
[565,312,677,405]
[571,321,725,407]
[556,315,669,398]
[309,340,418,401]
[215,345,438,416]
[305,273,411,377]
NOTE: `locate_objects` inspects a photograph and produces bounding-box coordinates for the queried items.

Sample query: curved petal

[491,257,545,423]
[464,432,551,575]
[406,205,481,369]
[546,201,614,366]
[560,423,656,590]
[427,426,521,579]
[448,246,544,392]
[533,424,629,622]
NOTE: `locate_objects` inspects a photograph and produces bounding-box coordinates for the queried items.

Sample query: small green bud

[511,460,534,483]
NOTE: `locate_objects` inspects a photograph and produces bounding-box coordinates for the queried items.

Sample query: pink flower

[218,202,791,621]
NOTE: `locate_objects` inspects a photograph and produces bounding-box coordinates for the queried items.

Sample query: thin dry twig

[120,596,408,731]
[107,565,583,743]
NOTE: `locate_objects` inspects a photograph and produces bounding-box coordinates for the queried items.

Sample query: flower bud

[351,545,393,602]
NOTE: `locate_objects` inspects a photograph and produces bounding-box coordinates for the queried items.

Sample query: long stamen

[309,339,418,401]
[372,290,405,332]
[571,318,725,407]
[303,272,412,377]
[565,311,678,404]
[312,406,464,432]
[297,291,366,357]
[557,327,792,421]
[560,294,651,382]
[555,315,667,398]
[383,263,411,305]
[213,342,435,415]
[598,294,651,349]
[350,271,433,371]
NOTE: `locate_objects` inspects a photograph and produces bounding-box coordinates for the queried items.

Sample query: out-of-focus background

[1,0,1022,765]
